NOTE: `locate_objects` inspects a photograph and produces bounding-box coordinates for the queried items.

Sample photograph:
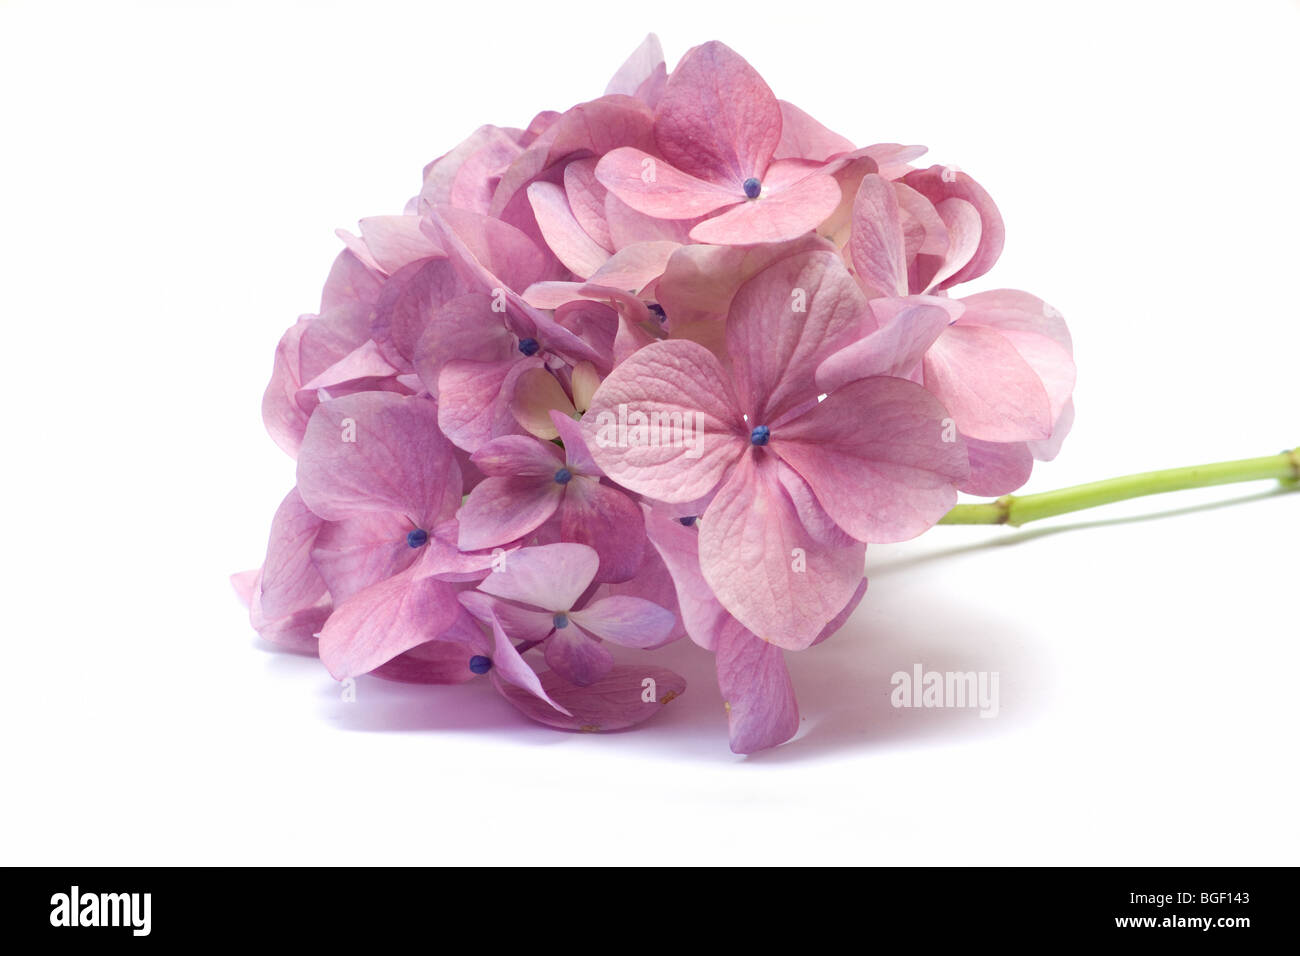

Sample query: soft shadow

[871,487,1294,578]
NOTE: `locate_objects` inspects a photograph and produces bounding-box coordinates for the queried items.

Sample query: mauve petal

[356,215,441,274]
[419,125,524,214]
[477,542,599,612]
[458,591,555,643]
[961,439,1035,497]
[688,173,841,244]
[320,248,384,312]
[437,356,539,453]
[564,158,614,252]
[588,240,679,293]
[654,41,781,185]
[605,34,665,98]
[699,451,866,649]
[550,410,597,474]
[413,292,516,392]
[370,256,466,367]
[717,622,800,754]
[527,181,610,278]
[774,100,855,161]
[471,433,564,478]
[457,475,562,551]
[557,477,645,584]
[582,339,745,503]
[317,568,463,679]
[310,512,415,604]
[994,329,1076,428]
[725,250,873,423]
[605,192,699,248]
[486,612,572,715]
[1028,399,1075,462]
[249,579,329,654]
[849,173,908,297]
[300,340,399,392]
[901,166,1005,289]
[922,325,1055,442]
[259,488,327,622]
[544,625,615,686]
[494,664,685,731]
[297,393,461,527]
[596,147,740,218]
[816,295,956,393]
[371,640,478,685]
[958,289,1072,353]
[777,376,968,542]
[656,235,833,325]
[925,197,983,291]
[569,595,675,649]
[642,505,729,651]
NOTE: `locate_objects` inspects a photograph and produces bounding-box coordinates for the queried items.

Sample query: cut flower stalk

[939,448,1300,527]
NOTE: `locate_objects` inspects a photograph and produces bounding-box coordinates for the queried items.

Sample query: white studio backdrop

[0,0,1296,865]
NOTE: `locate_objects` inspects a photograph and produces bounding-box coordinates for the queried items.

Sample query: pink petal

[774,100,855,161]
[317,565,464,679]
[456,475,562,551]
[310,511,415,604]
[588,240,679,293]
[356,215,441,274]
[816,295,956,393]
[564,158,614,252]
[476,542,599,612]
[582,340,745,503]
[493,664,685,731]
[258,487,327,621]
[510,367,577,440]
[642,505,730,651]
[716,622,800,754]
[527,181,610,278]
[569,595,675,648]
[458,591,554,643]
[654,41,781,185]
[297,392,461,527]
[413,291,517,391]
[922,325,1055,442]
[544,624,615,686]
[687,173,841,244]
[776,376,969,542]
[927,197,983,290]
[436,356,539,453]
[849,174,908,297]
[557,476,645,584]
[605,34,665,98]
[550,409,597,474]
[596,147,740,218]
[901,166,1005,289]
[699,451,866,649]
[605,192,698,248]
[486,612,572,715]
[961,439,1035,497]
[725,249,872,422]
[470,433,564,478]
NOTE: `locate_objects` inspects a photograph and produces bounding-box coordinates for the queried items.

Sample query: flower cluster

[234,36,1074,753]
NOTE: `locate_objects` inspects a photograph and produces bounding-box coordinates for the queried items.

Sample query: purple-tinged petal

[437,356,540,453]
[961,439,1035,497]
[569,595,675,649]
[563,159,614,252]
[688,173,841,244]
[922,325,1055,442]
[470,433,564,478]
[557,477,645,584]
[486,612,572,715]
[716,622,799,754]
[297,392,462,527]
[458,591,555,643]
[310,511,415,604]
[476,542,599,612]
[544,625,615,686]
[494,664,685,731]
[457,475,562,551]
[776,376,968,543]
[259,488,327,621]
[550,410,597,474]
[356,215,441,274]
[642,505,729,651]
[699,451,866,649]
[527,181,610,278]
[725,250,873,423]
[587,240,679,293]
[816,295,956,393]
[774,100,855,162]
[605,33,665,98]
[317,567,464,679]
[582,339,745,503]
[901,166,1005,289]
[654,41,781,185]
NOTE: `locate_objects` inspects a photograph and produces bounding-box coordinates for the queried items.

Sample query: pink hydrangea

[236,35,1074,753]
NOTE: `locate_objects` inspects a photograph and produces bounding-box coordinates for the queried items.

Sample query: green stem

[939,448,1300,527]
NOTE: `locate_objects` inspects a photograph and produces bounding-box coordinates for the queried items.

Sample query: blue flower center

[518,337,540,356]
[742,177,762,199]
[406,528,429,548]
[678,516,696,526]
[469,655,492,675]
[552,612,569,629]
[554,467,572,485]
[648,303,666,322]
[750,425,770,446]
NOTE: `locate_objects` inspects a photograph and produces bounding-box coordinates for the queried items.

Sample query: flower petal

[688,173,841,244]
[716,622,800,754]
[476,542,599,612]
[493,665,686,731]
[557,477,645,584]
[456,475,562,551]
[544,624,615,686]
[569,595,676,648]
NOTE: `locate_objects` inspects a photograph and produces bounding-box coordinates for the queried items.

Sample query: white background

[2,0,1296,865]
